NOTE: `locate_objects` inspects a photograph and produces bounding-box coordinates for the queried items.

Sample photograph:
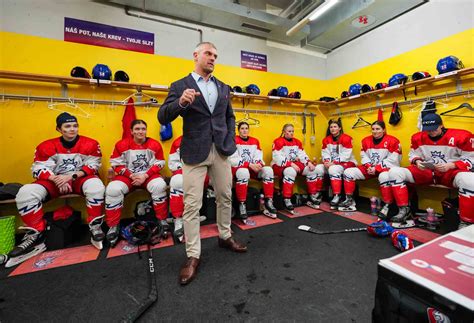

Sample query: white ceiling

[98,0,428,54]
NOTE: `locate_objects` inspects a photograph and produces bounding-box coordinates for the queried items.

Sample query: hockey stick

[122,243,158,323]
[298,225,366,235]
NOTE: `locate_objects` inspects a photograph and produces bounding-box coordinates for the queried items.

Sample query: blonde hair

[280,123,294,137]
[195,42,217,52]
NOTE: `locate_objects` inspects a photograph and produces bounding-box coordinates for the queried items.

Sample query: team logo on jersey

[241,148,251,162]
[57,158,79,173]
[132,154,149,172]
[288,149,297,161]
[431,151,447,164]
[370,152,381,165]
[330,150,339,162]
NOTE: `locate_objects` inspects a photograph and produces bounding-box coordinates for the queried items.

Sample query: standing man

[158,42,247,286]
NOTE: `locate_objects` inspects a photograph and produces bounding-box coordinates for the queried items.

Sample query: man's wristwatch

[72,173,78,181]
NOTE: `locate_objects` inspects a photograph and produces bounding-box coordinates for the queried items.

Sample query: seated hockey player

[168,135,210,242]
[271,123,318,212]
[104,119,168,247]
[339,121,401,215]
[388,113,473,228]
[314,119,357,210]
[8,112,105,267]
[229,122,277,221]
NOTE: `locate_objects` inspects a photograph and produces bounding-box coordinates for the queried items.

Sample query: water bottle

[426,207,437,230]
[370,197,379,216]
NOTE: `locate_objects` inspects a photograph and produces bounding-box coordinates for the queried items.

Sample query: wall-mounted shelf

[0,70,324,107]
[330,67,474,105]
[1,68,472,109]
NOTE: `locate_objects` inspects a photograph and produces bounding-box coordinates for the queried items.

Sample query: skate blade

[306,202,320,210]
[391,220,416,229]
[5,243,46,268]
[262,210,277,219]
[91,238,103,250]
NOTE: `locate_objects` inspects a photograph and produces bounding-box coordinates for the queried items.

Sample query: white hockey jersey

[409,128,474,171]
[360,134,401,172]
[321,133,357,165]
[168,136,182,173]
[110,137,165,177]
[32,136,102,180]
[271,137,309,167]
[229,136,264,168]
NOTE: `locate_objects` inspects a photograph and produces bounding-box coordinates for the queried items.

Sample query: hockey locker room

[0,0,473,321]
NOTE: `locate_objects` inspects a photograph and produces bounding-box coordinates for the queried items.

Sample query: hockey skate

[262,198,277,219]
[160,219,170,239]
[306,192,322,209]
[284,198,295,214]
[89,215,105,250]
[238,202,249,223]
[390,206,415,228]
[338,196,356,212]
[106,225,120,248]
[329,194,341,210]
[5,227,46,268]
[173,217,184,243]
[378,203,390,220]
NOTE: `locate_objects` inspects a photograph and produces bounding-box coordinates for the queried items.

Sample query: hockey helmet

[276,86,289,97]
[268,89,278,96]
[436,56,464,74]
[288,91,301,99]
[121,220,163,245]
[349,83,362,96]
[232,86,243,93]
[341,91,350,98]
[245,84,260,95]
[92,64,112,80]
[361,84,374,93]
[114,70,130,82]
[411,71,431,81]
[388,73,408,87]
[70,66,91,79]
[374,82,388,90]
[319,96,335,102]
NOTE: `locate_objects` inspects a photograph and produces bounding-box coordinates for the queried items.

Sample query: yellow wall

[0,28,473,217]
[319,28,474,212]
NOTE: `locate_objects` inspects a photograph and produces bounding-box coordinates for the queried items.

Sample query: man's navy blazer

[158,74,236,164]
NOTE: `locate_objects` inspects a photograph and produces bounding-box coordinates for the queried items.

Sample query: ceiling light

[308,0,338,21]
[286,0,338,37]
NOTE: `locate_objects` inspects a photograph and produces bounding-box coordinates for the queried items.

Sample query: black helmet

[114,70,130,82]
[70,66,91,78]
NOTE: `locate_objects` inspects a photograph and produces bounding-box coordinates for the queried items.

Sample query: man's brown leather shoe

[218,237,247,253]
[179,257,200,285]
